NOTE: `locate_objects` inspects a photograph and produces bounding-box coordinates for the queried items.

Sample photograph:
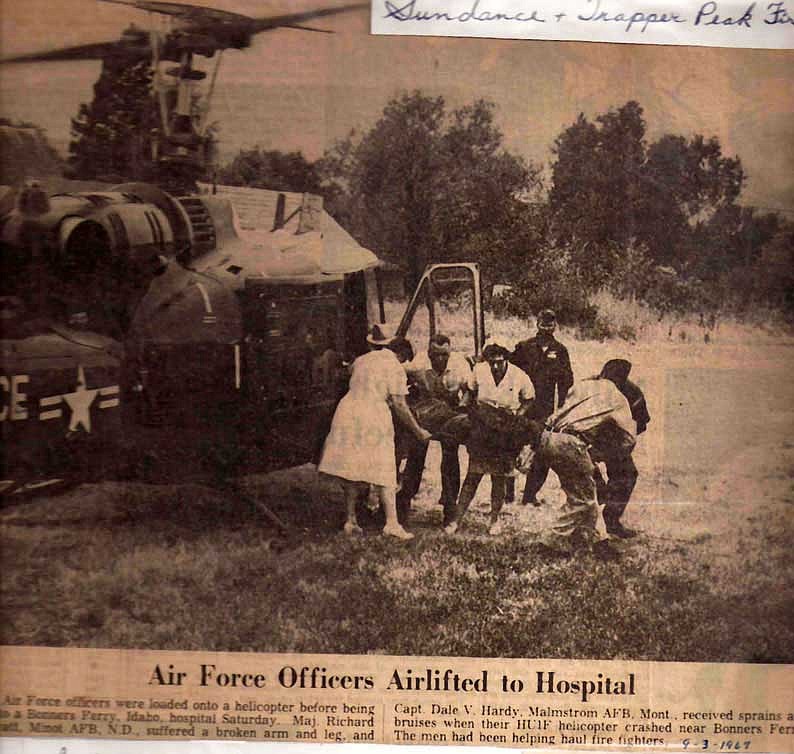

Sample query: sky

[1,0,793,211]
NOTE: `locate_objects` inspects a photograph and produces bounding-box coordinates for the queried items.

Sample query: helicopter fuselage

[1,181,485,491]
[0,183,371,485]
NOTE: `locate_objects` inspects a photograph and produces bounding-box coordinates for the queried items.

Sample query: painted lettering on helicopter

[1,366,119,431]
[0,375,29,421]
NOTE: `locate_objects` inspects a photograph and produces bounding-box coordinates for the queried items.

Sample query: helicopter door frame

[395,262,485,358]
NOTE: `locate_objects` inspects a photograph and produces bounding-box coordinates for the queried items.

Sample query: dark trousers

[453,472,507,525]
[504,456,550,504]
[397,438,460,523]
[597,454,638,529]
[522,456,550,503]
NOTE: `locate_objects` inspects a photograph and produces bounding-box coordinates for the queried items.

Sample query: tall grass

[388,290,794,355]
[587,289,794,345]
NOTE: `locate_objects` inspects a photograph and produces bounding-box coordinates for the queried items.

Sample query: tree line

[216,94,793,328]
[67,78,794,330]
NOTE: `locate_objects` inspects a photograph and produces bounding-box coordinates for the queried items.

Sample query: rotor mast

[1,0,368,190]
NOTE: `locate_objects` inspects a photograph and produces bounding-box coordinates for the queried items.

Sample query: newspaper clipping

[0,0,792,751]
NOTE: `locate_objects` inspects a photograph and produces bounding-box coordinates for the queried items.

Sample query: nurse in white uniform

[318,333,431,540]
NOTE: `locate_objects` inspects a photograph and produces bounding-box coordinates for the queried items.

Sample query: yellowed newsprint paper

[1,0,793,753]
[0,647,794,751]
[370,0,794,47]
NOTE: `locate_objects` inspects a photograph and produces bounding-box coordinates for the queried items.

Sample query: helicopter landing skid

[0,478,81,506]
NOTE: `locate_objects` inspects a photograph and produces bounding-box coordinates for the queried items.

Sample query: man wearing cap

[396,334,471,526]
[510,309,574,505]
[595,359,651,538]
[531,369,636,559]
[530,420,619,561]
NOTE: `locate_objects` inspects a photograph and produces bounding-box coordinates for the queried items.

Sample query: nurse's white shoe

[382,524,414,541]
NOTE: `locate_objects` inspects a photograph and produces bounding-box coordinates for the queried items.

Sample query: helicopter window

[241,281,345,409]
[425,266,479,358]
[398,265,481,366]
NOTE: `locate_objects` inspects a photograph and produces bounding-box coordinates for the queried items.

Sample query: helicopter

[0,1,486,498]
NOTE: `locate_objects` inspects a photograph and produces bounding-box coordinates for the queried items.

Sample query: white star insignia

[38,367,120,431]
[61,365,99,432]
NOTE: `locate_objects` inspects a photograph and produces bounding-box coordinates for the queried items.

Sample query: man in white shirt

[534,370,637,557]
[467,346,535,413]
[446,343,535,535]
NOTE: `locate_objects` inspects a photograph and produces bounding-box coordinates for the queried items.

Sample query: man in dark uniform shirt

[510,309,574,505]
[596,358,651,538]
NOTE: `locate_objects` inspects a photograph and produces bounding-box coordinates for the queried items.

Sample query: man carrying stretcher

[401,352,647,556]
[530,358,649,557]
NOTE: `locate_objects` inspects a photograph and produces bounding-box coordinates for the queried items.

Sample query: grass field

[2,333,793,661]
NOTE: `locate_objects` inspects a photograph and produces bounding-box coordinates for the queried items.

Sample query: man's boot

[603,506,637,538]
[608,521,638,539]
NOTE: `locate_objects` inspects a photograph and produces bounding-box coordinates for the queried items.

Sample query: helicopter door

[241,279,346,460]
[396,263,485,363]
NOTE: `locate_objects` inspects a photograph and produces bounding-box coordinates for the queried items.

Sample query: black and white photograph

[1,0,793,666]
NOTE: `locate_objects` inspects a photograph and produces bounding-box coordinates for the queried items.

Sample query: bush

[489,234,794,342]
[576,313,637,342]
[491,244,597,327]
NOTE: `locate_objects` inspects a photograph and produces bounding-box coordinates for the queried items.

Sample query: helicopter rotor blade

[245,3,369,35]
[99,0,254,24]
[99,0,367,30]
[116,1,369,39]
[281,24,335,33]
[1,2,368,66]
[0,39,129,64]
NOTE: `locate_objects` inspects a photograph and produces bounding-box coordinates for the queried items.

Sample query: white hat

[366,322,398,346]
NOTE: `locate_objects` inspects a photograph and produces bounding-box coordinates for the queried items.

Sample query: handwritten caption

[372,0,794,48]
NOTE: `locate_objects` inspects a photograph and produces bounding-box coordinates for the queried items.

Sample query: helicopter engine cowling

[1,190,178,337]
